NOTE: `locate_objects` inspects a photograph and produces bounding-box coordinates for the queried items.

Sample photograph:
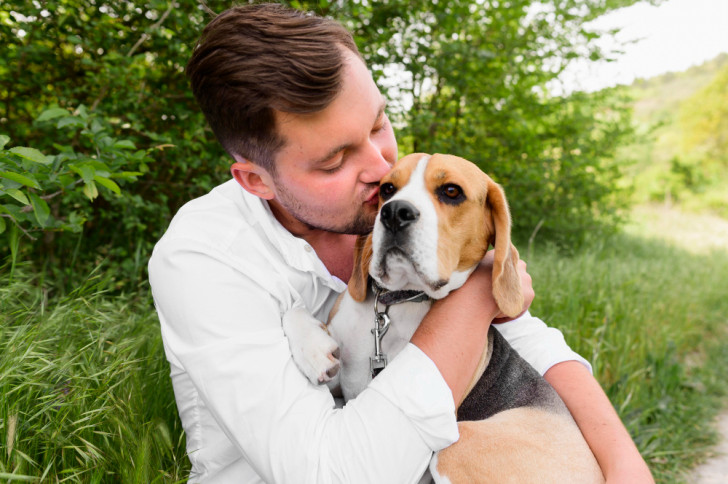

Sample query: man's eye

[380,182,397,200]
[437,184,465,205]
[372,114,388,134]
[322,164,343,173]
[320,157,345,173]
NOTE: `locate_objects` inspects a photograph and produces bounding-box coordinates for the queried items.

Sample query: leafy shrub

[1,106,143,240]
[1,0,644,286]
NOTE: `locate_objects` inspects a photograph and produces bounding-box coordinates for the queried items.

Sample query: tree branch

[0,214,37,240]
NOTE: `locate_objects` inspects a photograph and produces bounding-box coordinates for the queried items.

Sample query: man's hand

[438,249,534,324]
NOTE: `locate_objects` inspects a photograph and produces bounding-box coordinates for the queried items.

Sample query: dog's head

[349,153,523,317]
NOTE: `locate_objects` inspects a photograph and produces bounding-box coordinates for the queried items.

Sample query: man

[149,3,653,483]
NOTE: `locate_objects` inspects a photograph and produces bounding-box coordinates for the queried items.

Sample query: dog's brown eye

[437,184,465,205]
[380,182,397,201]
[444,185,460,198]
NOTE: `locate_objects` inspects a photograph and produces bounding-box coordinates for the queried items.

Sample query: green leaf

[6,188,29,205]
[28,191,50,227]
[67,211,86,233]
[0,171,41,189]
[112,139,136,150]
[83,181,99,200]
[86,159,110,173]
[90,118,105,134]
[0,134,9,150]
[93,175,121,195]
[56,116,85,129]
[36,107,70,122]
[69,163,96,183]
[9,146,51,165]
[0,216,5,235]
[114,171,143,180]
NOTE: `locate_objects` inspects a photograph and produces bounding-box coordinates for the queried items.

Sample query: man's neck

[304,232,357,282]
[268,200,357,282]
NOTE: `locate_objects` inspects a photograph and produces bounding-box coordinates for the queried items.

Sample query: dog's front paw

[296,330,340,384]
[283,306,341,384]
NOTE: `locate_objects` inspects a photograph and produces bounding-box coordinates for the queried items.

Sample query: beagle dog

[285,153,604,483]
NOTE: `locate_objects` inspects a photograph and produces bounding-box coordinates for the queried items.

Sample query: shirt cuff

[493,311,593,376]
[366,343,459,451]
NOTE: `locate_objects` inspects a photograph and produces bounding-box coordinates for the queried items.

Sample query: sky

[557,0,728,93]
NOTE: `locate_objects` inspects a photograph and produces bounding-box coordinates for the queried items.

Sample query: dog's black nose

[380,200,420,233]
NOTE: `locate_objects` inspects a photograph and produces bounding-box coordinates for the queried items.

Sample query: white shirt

[148,179,590,483]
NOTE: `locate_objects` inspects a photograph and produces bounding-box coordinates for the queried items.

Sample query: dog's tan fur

[434,408,604,484]
[349,153,523,317]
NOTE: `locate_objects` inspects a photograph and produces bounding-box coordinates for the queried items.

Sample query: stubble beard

[275,182,377,236]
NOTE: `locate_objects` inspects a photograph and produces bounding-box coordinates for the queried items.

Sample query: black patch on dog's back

[457,327,567,422]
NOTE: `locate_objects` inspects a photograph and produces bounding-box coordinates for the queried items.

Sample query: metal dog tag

[370,312,390,378]
[370,354,388,377]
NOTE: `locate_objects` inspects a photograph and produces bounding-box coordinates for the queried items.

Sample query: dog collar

[373,282,430,307]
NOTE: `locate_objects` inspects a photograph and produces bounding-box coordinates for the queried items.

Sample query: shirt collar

[236,183,347,292]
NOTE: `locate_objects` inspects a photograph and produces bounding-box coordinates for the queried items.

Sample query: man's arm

[412,253,534,405]
[546,361,655,483]
[149,236,459,483]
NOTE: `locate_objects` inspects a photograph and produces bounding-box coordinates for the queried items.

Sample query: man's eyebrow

[310,99,387,167]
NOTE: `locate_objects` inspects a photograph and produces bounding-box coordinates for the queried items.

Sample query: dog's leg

[282,306,340,384]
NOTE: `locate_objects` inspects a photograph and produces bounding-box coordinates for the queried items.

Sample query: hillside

[629,53,728,123]
[617,53,728,217]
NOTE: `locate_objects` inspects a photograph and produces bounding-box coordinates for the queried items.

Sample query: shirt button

[304,245,313,252]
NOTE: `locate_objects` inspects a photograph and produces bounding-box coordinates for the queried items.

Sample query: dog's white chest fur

[328,290,432,400]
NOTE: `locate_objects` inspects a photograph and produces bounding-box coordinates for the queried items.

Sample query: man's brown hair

[186,3,361,174]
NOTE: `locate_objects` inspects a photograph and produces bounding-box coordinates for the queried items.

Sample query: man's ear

[230,157,275,200]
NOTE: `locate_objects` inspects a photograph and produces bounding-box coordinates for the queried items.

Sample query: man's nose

[380,200,419,234]
[359,144,393,184]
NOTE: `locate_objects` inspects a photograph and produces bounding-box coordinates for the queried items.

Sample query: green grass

[0,268,189,482]
[526,206,728,483]
[2,206,727,482]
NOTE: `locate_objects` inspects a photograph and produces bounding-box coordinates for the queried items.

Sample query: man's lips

[365,187,380,205]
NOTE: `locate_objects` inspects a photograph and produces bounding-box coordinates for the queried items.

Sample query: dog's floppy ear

[348,234,373,302]
[486,178,524,318]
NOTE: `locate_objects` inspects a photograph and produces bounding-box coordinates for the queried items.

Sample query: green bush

[1,0,649,286]
[1,107,146,268]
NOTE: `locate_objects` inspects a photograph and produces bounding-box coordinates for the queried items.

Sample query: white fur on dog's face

[370,154,481,299]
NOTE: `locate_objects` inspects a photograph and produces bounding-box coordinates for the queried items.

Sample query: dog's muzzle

[380,200,419,234]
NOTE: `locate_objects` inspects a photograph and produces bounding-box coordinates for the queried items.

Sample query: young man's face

[266,49,397,236]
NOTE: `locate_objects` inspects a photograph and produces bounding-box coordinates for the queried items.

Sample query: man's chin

[337,212,376,236]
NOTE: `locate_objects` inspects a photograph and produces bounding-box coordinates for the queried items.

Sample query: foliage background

[0,0,663,287]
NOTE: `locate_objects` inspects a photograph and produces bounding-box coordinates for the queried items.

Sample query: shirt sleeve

[149,237,458,484]
[492,311,593,376]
